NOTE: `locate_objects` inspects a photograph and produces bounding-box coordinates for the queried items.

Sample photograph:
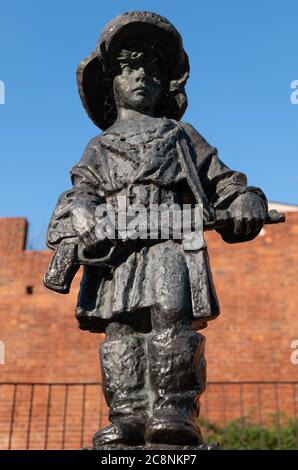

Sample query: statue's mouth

[133,86,148,93]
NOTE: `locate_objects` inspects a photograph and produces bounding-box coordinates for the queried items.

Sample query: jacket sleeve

[46,137,104,249]
[181,122,268,243]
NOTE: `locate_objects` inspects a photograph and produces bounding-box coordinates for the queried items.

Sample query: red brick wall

[0,218,101,384]
[0,214,297,448]
[205,215,298,383]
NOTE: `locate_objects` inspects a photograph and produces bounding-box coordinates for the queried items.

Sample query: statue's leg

[93,322,149,447]
[145,307,206,445]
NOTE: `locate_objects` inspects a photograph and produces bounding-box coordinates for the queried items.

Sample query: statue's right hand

[72,206,98,253]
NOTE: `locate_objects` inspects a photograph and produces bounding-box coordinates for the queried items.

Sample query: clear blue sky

[0,0,297,248]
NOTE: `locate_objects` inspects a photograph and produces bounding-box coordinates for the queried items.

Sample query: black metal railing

[201,382,298,449]
[0,381,297,450]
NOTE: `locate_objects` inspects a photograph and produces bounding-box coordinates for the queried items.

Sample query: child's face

[113,49,163,114]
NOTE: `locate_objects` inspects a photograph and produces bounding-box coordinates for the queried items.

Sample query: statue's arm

[44,139,106,293]
[181,122,268,243]
[46,138,103,251]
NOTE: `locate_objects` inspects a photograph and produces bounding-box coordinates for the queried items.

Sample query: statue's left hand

[227,192,267,236]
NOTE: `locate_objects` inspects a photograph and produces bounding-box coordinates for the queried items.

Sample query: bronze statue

[44,11,284,449]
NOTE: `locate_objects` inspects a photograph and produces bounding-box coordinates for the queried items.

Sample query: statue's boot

[145,324,206,446]
[93,323,149,448]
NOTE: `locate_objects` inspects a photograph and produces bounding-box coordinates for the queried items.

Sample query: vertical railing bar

[80,384,87,448]
[44,384,52,450]
[257,383,264,450]
[222,383,226,426]
[292,383,298,450]
[240,383,245,448]
[8,384,17,451]
[202,384,209,444]
[98,384,103,430]
[274,383,281,449]
[26,384,35,450]
[205,383,209,423]
[61,384,69,450]
[222,384,227,448]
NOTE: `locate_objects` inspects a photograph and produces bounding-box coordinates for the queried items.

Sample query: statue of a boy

[44,11,275,448]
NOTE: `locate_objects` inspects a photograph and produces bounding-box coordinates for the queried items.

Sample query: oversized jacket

[44,118,267,332]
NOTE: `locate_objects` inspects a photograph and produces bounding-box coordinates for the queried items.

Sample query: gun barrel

[204,209,285,231]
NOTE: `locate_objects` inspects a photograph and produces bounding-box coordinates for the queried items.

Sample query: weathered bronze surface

[44,11,284,449]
